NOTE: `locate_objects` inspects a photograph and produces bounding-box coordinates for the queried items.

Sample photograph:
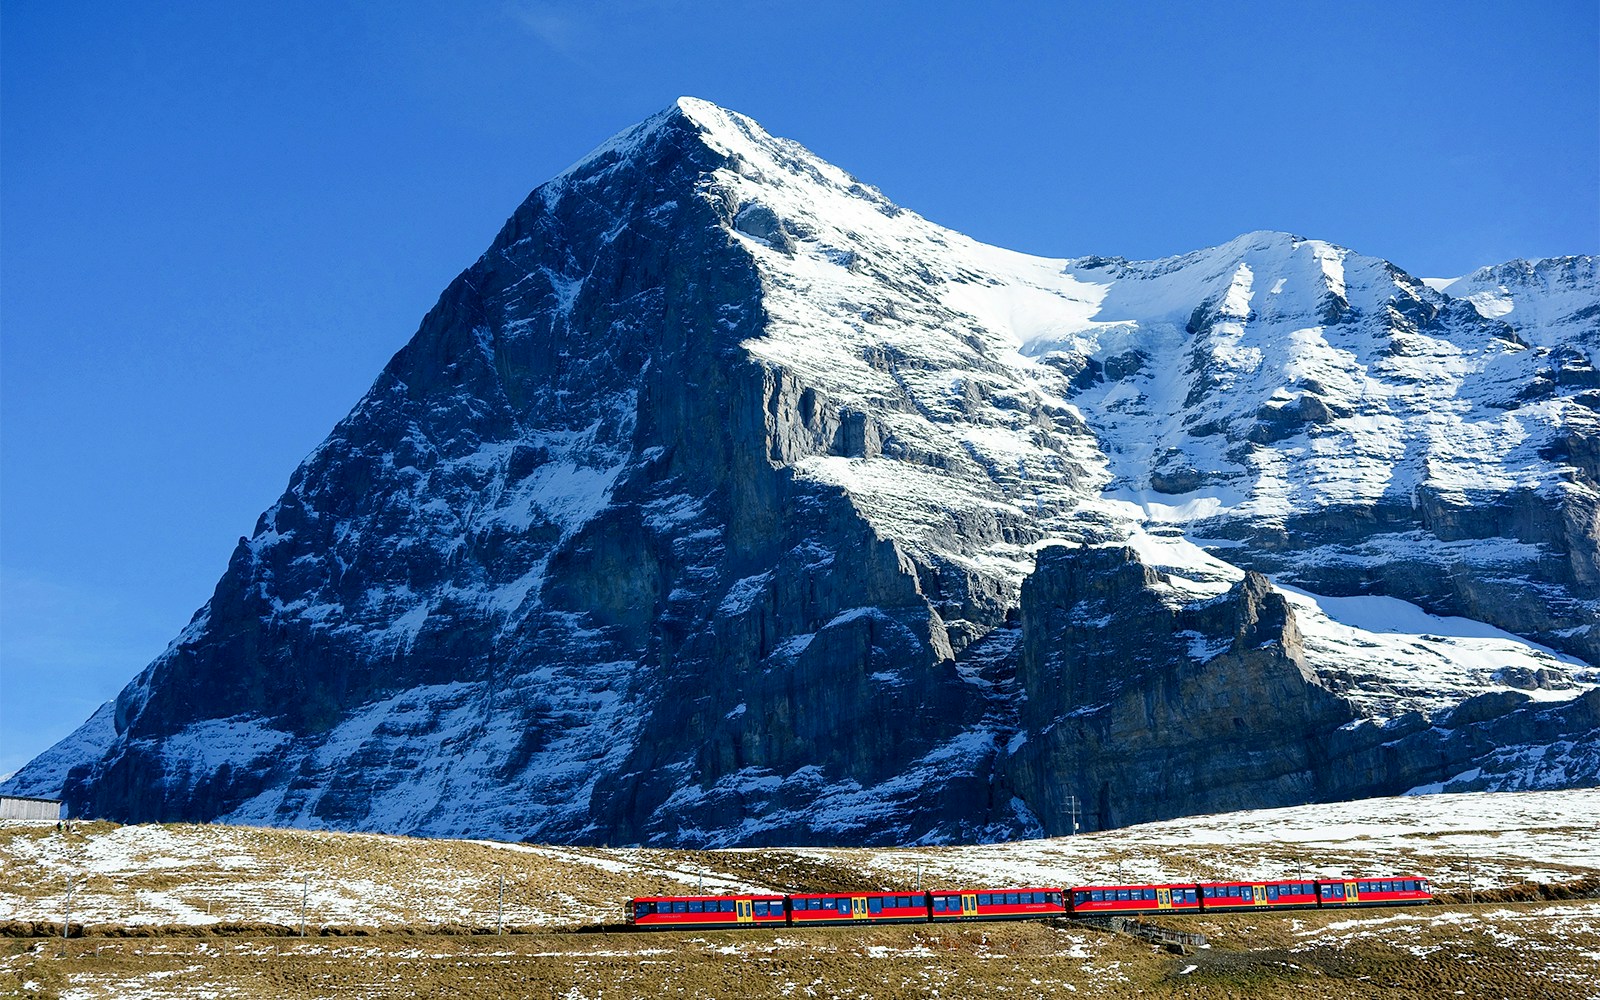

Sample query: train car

[627,894,788,929]
[1316,877,1432,908]
[789,892,931,925]
[1069,883,1200,916]
[1196,880,1320,912]
[928,887,1066,922]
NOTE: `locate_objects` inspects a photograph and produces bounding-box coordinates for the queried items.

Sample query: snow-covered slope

[5,98,1597,845]
[3,789,1595,928]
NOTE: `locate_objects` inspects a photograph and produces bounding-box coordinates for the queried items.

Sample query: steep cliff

[6,99,1597,843]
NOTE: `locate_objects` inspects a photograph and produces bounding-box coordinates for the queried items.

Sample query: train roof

[627,892,786,902]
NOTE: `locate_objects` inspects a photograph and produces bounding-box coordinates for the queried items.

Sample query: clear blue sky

[3,1,1596,776]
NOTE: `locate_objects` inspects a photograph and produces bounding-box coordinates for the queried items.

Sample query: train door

[1345,881,1359,904]
[852,897,868,920]
[1156,888,1172,910]
[736,900,753,923]
[1253,885,1267,905]
[961,894,978,918]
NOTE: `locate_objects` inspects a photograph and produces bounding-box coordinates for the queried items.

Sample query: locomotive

[626,876,1431,929]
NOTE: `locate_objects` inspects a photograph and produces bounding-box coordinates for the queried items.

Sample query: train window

[933,898,947,912]
[672,902,687,913]
[690,901,705,913]
[723,900,736,912]
[977,894,991,906]
[868,898,883,914]
[754,902,767,917]
[901,897,914,908]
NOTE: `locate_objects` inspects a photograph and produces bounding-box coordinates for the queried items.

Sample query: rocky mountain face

[7,99,1598,844]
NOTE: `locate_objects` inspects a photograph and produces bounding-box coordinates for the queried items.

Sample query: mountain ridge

[7,98,1597,844]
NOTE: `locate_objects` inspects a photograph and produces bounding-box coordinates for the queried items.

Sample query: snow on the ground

[3,789,1594,930]
[838,788,1600,893]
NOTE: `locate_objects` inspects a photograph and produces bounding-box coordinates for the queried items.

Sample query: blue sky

[2,1,1596,776]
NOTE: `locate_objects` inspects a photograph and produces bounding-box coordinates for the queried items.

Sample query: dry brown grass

[3,796,1599,997]
[4,900,1596,1000]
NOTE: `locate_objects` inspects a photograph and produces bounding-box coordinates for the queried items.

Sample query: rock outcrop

[1006,546,1355,831]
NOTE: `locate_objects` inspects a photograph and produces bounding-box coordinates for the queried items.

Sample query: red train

[626,876,1431,929]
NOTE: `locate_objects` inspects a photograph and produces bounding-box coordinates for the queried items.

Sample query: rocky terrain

[5,98,1597,844]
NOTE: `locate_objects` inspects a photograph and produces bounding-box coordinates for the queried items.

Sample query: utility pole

[497,876,505,935]
[1066,795,1081,835]
[916,862,922,892]
[63,878,75,941]
[300,876,309,937]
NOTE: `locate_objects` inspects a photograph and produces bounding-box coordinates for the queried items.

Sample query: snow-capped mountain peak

[6,100,1597,845]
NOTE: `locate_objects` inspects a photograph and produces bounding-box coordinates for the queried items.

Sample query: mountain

[6,98,1598,845]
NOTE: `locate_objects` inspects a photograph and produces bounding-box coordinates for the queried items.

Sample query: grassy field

[4,900,1597,999]
[2,789,1597,997]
